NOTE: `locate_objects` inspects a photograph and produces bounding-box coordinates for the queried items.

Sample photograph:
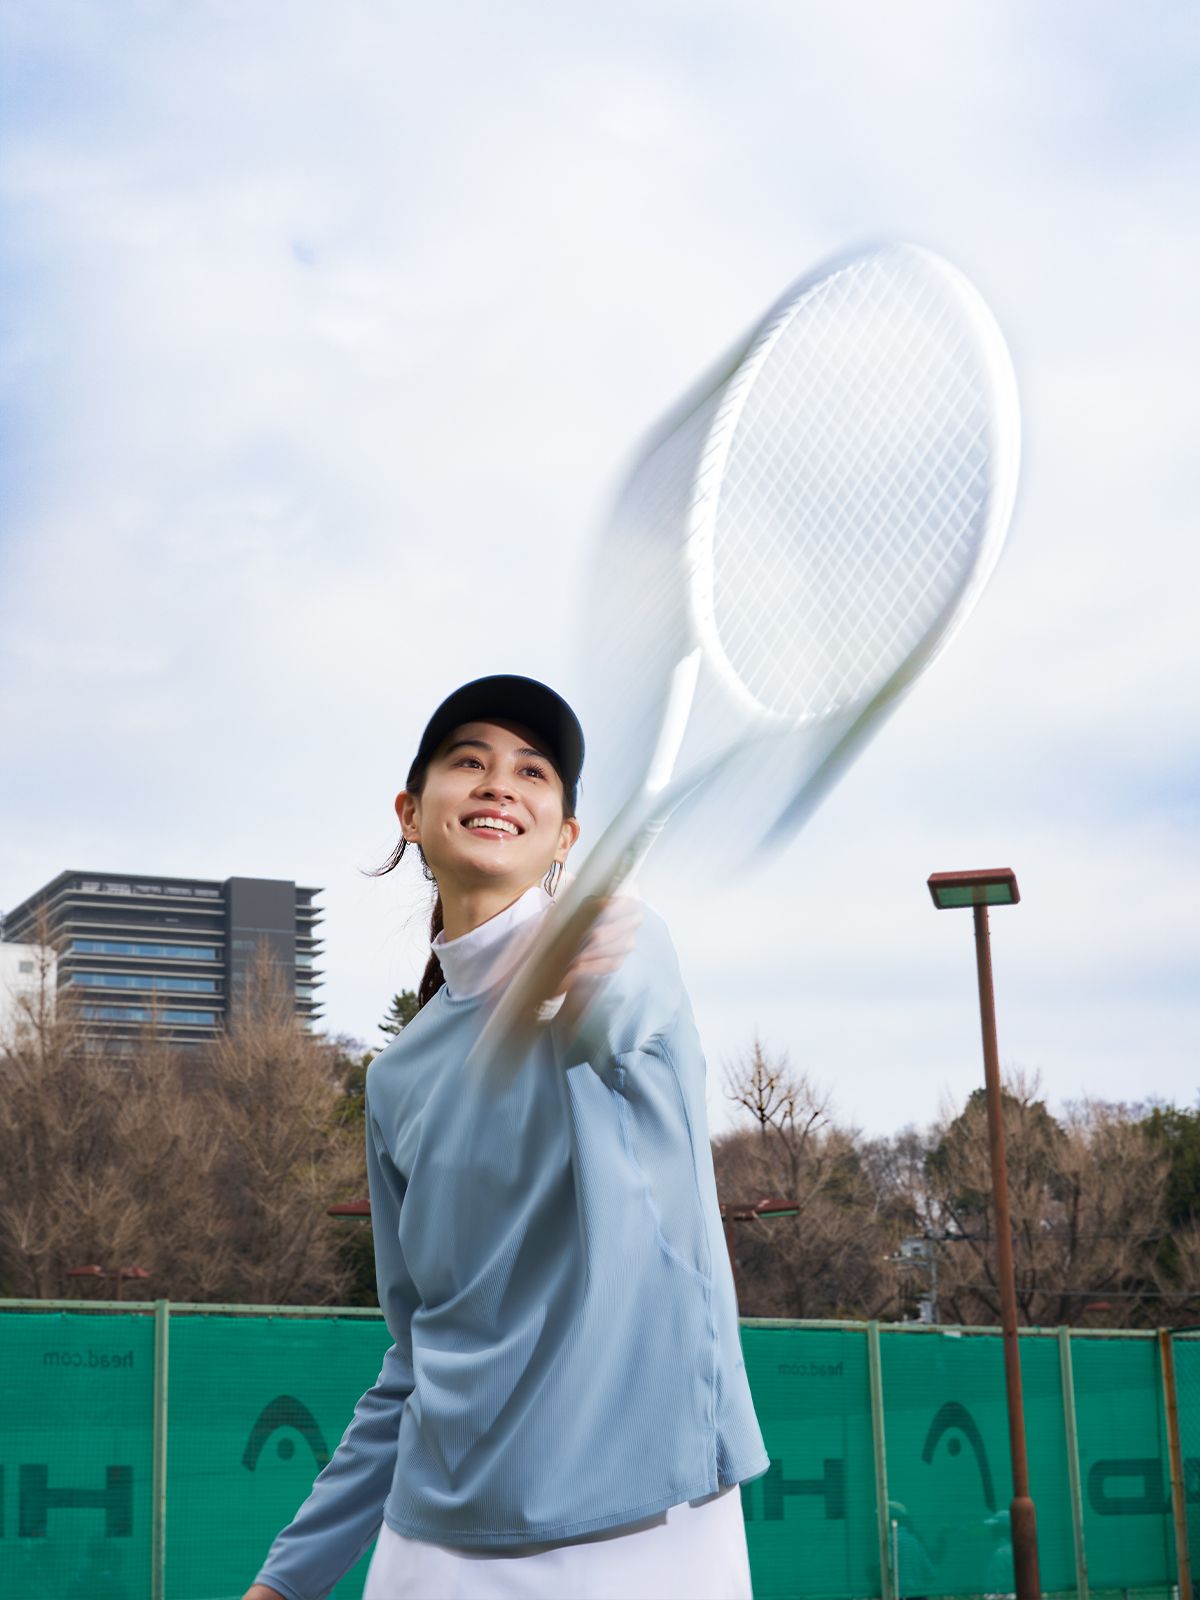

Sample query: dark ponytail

[368,789,448,1009]
[419,894,445,1008]
[366,760,448,1008]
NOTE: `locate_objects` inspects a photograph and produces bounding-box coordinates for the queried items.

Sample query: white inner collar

[432,884,552,1001]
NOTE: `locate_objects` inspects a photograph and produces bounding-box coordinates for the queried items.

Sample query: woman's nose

[476,776,515,801]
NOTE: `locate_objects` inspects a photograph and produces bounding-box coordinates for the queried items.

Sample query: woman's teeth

[464,818,519,835]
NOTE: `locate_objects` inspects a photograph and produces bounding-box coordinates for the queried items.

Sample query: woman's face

[395,719,579,895]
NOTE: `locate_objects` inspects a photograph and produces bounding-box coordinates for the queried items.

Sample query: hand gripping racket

[474,242,1020,1064]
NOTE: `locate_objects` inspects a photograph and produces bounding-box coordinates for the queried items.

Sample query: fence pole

[1159,1328,1193,1600]
[1057,1327,1089,1600]
[152,1299,170,1600]
[868,1321,894,1600]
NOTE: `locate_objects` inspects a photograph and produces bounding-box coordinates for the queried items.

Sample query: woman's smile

[460,809,524,838]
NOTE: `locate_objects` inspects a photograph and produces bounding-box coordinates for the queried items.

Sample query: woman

[247,675,767,1600]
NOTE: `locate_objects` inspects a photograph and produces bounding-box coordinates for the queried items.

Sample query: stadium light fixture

[66,1263,151,1302]
[719,1197,800,1306]
[927,867,1019,909]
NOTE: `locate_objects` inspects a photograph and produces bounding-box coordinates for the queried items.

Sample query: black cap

[407,675,584,812]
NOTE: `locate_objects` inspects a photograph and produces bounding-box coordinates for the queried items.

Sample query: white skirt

[363,1485,754,1600]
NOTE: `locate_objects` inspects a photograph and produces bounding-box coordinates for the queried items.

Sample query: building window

[18,960,35,974]
[80,1006,218,1025]
[71,974,219,994]
[71,940,218,961]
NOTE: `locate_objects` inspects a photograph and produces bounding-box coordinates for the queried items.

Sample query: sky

[1,1,1196,1140]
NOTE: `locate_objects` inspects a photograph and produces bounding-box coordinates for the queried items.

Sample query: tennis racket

[474,241,1020,1063]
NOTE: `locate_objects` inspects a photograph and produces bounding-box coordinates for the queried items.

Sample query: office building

[1,870,323,1043]
[0,941,57,1039]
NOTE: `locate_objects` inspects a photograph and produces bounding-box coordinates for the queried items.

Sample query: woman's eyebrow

[443,738,552,763]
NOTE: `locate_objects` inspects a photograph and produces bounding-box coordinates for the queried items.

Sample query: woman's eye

[522,765,547,780]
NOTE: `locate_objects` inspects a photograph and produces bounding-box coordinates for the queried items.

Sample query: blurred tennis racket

[474,241,1020,1063]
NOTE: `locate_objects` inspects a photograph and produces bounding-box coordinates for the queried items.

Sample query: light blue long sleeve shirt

[256,893,767,1600]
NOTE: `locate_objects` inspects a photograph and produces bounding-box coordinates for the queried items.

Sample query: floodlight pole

[928,870,1040,1600]
[972,899,1041,1600]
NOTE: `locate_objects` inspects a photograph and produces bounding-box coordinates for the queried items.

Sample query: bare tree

[0,941,365,1305]
[920,1070,1169,1327]
[1154,1221,1200,1320]
[0,928,128,1298]
[714,1038,899,1319]
[722,1036,830,1188]
[196,949,364,1304]
[860,1124,934,1235]
[712,1046,1179,1328]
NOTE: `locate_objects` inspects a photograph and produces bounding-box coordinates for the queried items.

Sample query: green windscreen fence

[166,1314,391,1599]
[0,1305,1195,1600]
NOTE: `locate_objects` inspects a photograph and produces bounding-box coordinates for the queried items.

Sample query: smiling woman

[246,675,767,1600]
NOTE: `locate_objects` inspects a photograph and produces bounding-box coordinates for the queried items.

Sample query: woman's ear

[556,816,581,862]
[395,791,421,842]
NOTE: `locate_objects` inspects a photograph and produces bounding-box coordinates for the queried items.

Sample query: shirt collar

[432,885,552,1001]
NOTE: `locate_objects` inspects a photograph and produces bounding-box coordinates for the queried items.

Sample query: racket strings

[722,375,982,703]
[706,251,994,721]
[809,403,987,682]
[720,295,982,704]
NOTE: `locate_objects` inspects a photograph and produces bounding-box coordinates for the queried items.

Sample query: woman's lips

[460,812,521,838]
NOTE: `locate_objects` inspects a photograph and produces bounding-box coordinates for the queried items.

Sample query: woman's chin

[442,850,540,888]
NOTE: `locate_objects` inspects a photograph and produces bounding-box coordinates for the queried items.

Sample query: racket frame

[471,241,1020,1064]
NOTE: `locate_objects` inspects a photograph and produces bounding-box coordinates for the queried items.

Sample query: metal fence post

[1159,1328,1193,1600]
[153,1299,170,1600]
[868,1321,894,1600]
[1057,1326,1089,1600]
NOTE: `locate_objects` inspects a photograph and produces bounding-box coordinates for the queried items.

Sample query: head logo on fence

[241,1396,331,1472]
[921,1401,998,1512]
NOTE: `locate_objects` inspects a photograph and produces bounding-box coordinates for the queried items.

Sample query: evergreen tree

[1140,1104,1200,1225]
[380,989,420,1040]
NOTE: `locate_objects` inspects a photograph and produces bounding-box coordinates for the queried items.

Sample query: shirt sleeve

[564,902,687,1067]
[253,1113,418,1600]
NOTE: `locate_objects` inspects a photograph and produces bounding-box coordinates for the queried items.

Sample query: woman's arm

[250,1115,418,1600]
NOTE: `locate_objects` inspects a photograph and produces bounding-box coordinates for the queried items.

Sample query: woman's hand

[557,891,643,1033]
[561,892,642,981]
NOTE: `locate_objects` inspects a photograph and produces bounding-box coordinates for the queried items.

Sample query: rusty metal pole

[974,902,1041,1600]
[1159,1328,1194,1600]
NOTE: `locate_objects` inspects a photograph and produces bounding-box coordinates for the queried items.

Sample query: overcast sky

[2,1,1196,1139]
